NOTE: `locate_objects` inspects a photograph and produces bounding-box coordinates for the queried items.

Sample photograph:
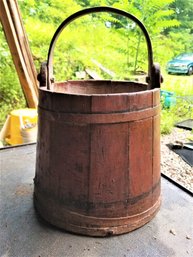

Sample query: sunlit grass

[161,72,193,96]
[161,72,193,134]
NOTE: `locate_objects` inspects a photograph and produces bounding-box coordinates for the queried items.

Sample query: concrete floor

[0,144,193,257]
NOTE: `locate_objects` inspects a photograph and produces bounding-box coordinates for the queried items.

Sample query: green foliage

[1,0,193,133]
[161,109,175,135]
[0,28,26,128]
[18,0,182,77]
[111,0,180,73]
[161,100,193,135]
[161,73,193,134]
[167,0,193,33]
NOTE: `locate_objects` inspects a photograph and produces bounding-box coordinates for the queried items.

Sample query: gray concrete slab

[0,144,193,257]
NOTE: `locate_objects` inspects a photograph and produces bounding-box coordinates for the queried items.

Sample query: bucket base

[34,192,161,237]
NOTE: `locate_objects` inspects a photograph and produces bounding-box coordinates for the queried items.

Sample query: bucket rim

[39,79,160,97]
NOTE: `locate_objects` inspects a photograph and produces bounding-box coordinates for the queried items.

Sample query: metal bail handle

[40,6,162,90]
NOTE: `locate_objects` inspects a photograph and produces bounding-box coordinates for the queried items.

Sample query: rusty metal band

[39,105,160,124]
[34,178,160,212]
[34,191,161,227]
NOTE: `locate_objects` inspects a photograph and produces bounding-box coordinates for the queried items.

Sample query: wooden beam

[91,59,116,78]
[0,0,38,108]
[85,68,102,79]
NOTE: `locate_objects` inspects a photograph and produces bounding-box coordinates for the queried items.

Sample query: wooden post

[0,0,38,108]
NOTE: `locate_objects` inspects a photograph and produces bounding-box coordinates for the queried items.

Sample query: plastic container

[5,108,37,145]
[161,90,176,108]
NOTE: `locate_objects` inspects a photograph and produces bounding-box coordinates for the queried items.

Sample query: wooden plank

[91,59,116,78]
[0,0,38,107]
[0,115,10,141]
[85,68,102,79]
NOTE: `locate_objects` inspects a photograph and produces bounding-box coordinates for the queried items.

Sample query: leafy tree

[75,0,181,73]
[168,0,193,33]
[164,0,193,54]
[110,0,180,73]
[1,0,193,128]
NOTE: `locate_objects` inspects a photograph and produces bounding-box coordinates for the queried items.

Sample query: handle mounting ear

[37,62,47,88]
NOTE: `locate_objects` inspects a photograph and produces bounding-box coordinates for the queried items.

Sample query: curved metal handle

[39,6,161,90]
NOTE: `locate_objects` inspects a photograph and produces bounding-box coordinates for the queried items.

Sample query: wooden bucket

[34,7,162,236]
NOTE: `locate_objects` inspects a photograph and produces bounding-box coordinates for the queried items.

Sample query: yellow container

[5,108,38,145]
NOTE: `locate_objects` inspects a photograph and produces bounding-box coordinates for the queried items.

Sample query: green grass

[160,72,193,134]
[161,73,193,96]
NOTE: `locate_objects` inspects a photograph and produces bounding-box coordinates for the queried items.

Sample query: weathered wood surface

[0,0,38,107]
[34,81,161,236]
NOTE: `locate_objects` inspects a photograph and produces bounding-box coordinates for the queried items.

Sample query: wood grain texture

[35,81,161,236]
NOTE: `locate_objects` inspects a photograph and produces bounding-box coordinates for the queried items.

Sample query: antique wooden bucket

[34,7,162,236]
